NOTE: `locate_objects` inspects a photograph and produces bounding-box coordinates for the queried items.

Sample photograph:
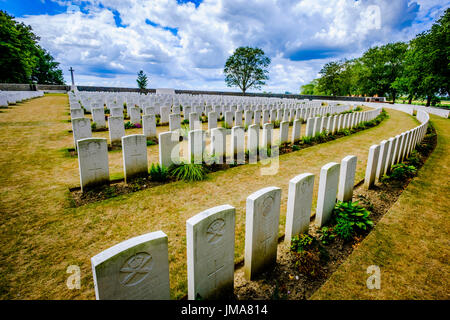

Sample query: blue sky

[1,0,448,92]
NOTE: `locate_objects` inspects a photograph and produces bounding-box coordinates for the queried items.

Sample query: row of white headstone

[69,90,328,114]
[363,110,430,188]
[304,108,382,137]
[75,108,379,192]
[0,90,44,107]
[70,102,354,148]
[91,155,359,300]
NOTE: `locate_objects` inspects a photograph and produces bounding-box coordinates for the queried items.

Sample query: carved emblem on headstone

[119,252,153,286]
[206,218,225,244]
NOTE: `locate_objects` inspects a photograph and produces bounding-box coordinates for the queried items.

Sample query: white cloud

[16,0,445,93]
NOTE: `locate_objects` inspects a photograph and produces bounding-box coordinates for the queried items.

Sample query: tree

[358,42,408,103]
[0,10,64,84]
[395,8,449,106]
[224,46,270,94]
[317,61,344,96]
[136,70,148,93]
[300,79,325,95]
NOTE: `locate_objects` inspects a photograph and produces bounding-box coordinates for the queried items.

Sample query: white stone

[244,186,281,280]
[210,127,226,163]
[92,108,106,128]
[77,138,109,192]
[225,111,233,128]
[71,108,84,119]
[142,114,156,139]
[376,140,389,182]
[72,117,92,148]
[160,106,170,124]
[208,111,218,130]
[235,111,243,126]
[285,173,314,245]
[108,116,125,146]
[122,134,148,183]
[129,107,141,124]
[292,119,301,143]
[247,124,259,163]
[111,107,124,117]
[186,205,236,300]
[315,162,340,227]
[159,131,180,168]
[231,126,245,164]
[188,129,205,164]
[337,155,357,202]
[169,113,181,131]
[91,231,170,300]
[244,110,253,127]
[364,144,380,189]
[279,121,289,144]
[305,118,314,137]
[262,123,273,149]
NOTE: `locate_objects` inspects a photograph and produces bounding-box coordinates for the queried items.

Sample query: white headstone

[169,113,181,131]
[72,118,92,148]
[122,134,148,183]
[159,131,179,168]
[186,205,236,300]
[142,114,156,139]
[337,155,357,202]
[315,162,340,227]
[108,116,125,146]
[77,138,109,192]
[91,231,170,300]
[244,186,281,280]
[285,173,314,245]
[364,144,380,189]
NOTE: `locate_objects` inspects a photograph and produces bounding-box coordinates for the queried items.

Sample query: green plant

[332,201,373,241]
[290,234,316,253]
[301,136,313,145]
[293,248,323,278]
[405,150,421,167]
[169,162,207,182]
[146,140,156,146]
[91,122,97,130]
[388,163,417,181]
[292,145,300,151]
[318,226,336,245]
[272,120,280,128]
[149,163,169,182]
[124,121,135,129]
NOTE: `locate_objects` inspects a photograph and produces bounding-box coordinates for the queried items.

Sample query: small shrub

[146,140,156,146]
[292,145,300,151]
[169,162,207,182]
[290,234,316,253]
[318,226,336,245]
[182,119,189,125]
[149,163,169,182]
[91,122,97,130]
[124,121,135,129]
[301,136,313,145]
[332,201,373,241]
[272,120,280,128]
[405,150,420,167]
[388,163,417,181]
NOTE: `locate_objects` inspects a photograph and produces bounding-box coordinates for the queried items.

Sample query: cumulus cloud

[16,0,448,92]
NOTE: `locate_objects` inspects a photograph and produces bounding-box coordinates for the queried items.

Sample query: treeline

[301,8,449,106]
[0,10,65,85]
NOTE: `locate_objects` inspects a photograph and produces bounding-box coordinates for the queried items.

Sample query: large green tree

[0,10,64,84]
[393,8,449,106]
[224,46,271,94]
[359,42,408,103]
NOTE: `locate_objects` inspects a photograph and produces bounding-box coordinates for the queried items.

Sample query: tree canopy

[0,10,64,85]
[302,8,449,106]
[224,46,271,94]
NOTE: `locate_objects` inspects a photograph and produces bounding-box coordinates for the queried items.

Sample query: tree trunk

[426,95,431,107]
[392,91,396,104]
[408,96,412,104]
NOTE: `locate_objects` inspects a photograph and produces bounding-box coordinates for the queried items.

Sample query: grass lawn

[0,95,419,299]
[311,114,449,300]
